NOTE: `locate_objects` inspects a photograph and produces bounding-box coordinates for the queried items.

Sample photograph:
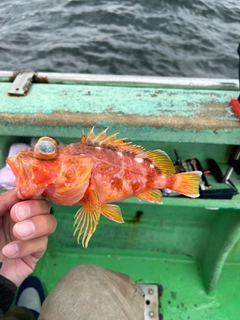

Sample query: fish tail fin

[168,171,202,198]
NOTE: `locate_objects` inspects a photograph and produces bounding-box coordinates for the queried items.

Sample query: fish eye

[34,137,58,160]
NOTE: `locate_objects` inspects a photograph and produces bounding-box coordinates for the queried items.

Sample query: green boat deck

[0,72,240,319]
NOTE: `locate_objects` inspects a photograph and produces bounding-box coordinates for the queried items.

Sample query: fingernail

[3,243,19,257]
[15,221,35,237]
[15,205,31,221]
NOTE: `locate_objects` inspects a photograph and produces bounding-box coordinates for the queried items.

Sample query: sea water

[0,0,239,78]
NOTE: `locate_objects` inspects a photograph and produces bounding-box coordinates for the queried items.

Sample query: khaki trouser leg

[39,264,145,320]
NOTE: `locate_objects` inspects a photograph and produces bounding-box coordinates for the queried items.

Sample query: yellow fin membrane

[74,189,101,248]
[170,171,202,198]
[137,189,163,204]
[101,204,124,223]
[140,150,175,176]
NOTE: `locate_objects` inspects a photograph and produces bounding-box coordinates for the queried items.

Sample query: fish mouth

[6,154,45,199]
[7,155,32,182]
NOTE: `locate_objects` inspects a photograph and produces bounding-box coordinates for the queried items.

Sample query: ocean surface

[0,0,239,78]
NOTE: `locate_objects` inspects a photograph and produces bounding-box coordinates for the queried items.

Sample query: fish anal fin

[139,150,175,176]
[73,188,101,248]
[137,189,163,204]
[101,204,124,223]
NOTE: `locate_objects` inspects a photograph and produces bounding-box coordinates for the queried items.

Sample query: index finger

[0,189,19,217]
[11,199,51,222]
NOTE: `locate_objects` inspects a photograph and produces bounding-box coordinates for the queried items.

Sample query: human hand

[0,189,57,286]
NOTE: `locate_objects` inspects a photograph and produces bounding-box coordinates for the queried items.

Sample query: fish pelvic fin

[101,204,124,223]
[168,171,202,198]
[136,189,163,204]
[73,189,101,248]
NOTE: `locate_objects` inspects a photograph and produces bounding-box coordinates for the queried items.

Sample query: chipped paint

[0,81,239,144]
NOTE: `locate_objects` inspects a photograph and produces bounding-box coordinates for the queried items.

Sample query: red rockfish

[6,128,201,247]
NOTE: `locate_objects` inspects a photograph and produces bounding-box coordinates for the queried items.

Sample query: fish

[6,127,201,247]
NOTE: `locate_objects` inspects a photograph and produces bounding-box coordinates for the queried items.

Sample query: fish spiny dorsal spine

[82,127,175,176]
[82,127,146,154]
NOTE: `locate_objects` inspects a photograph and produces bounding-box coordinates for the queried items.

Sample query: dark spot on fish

[132,181,141,192]
[123,150,138,158]
[87,142,118,152]
[111,177,123,190]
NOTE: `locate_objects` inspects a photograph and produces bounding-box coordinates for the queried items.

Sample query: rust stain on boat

[8,72,49,84]
[34,75,49,83]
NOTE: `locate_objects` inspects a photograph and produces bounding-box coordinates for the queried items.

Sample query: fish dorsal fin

[82,127,145,154]
[139,149,175,176]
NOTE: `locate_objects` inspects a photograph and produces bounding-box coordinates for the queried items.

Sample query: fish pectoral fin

[136,189,163,204]
[74,206,101,248]
[73,189,101,248]
[101,204,124,223]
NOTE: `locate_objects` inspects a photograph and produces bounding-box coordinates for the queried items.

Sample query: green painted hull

[1,72,240,319]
